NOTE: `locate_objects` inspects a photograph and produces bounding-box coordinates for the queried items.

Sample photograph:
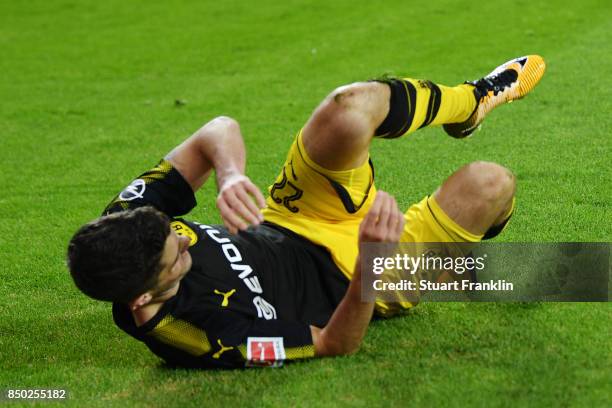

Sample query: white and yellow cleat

[444,55,546,138]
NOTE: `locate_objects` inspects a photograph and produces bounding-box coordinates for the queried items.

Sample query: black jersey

[105,160,349,368]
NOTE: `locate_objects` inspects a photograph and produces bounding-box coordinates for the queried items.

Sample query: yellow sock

[404,79,476,133]
[431,84,477,125]
[373,78,477,138]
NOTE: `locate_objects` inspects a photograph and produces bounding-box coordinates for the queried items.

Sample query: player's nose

[179,236,191,252]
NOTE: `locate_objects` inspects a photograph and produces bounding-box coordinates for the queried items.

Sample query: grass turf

[1,0,610,406]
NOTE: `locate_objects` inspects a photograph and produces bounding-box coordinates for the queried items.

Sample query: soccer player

[67,55,546,368]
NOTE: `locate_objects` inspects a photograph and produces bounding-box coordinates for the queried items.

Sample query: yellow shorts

[262,132,482,316]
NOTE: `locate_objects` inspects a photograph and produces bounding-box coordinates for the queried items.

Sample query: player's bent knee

[465,161,515,205]
[321,82,386,118]
[304,83,385,150]
[313,85,361,130]
[328,83,371,107]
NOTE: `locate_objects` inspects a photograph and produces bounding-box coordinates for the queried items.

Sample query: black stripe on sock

[418,80,442,129]
[373,79,417,139]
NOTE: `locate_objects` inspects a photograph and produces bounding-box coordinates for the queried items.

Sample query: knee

[326,83,372,110]
[317,82,388,127]
[464,161,515,205]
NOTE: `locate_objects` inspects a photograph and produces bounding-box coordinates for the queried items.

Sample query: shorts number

[270,167,303,213]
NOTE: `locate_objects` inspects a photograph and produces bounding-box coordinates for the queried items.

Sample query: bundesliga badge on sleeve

[246,337,286,367]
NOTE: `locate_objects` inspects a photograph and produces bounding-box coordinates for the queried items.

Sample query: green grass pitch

[1,0,610,406]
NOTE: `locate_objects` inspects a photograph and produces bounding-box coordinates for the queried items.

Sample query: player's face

[153,231,192,295]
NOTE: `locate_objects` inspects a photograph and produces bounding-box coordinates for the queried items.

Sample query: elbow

[196,116,240,139]
[211,115,240,131]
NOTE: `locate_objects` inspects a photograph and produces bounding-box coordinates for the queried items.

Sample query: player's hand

[358,191,405,244]
[217,174,266,234]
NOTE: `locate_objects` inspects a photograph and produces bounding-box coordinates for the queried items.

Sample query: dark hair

[67,206,171,303]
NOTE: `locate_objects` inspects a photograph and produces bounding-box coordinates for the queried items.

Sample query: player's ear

[129,293,153,311]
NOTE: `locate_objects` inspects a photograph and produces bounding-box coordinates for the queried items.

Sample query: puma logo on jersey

[214,289,236,307]
[212,339,234,359]
[193,222,278,320]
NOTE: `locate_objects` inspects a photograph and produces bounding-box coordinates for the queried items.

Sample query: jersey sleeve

[142,309,316,369]
[210,310,315,368]
[102,159,196,217]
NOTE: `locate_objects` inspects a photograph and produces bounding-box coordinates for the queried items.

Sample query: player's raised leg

[301,79,476,171]
[302,55,546,170]
[264,56,539,282]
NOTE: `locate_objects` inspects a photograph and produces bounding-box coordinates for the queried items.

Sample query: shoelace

[471,69,518,99]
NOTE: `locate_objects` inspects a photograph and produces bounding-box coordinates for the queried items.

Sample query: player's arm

[166,116,266,234]
[311,192,405,356]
